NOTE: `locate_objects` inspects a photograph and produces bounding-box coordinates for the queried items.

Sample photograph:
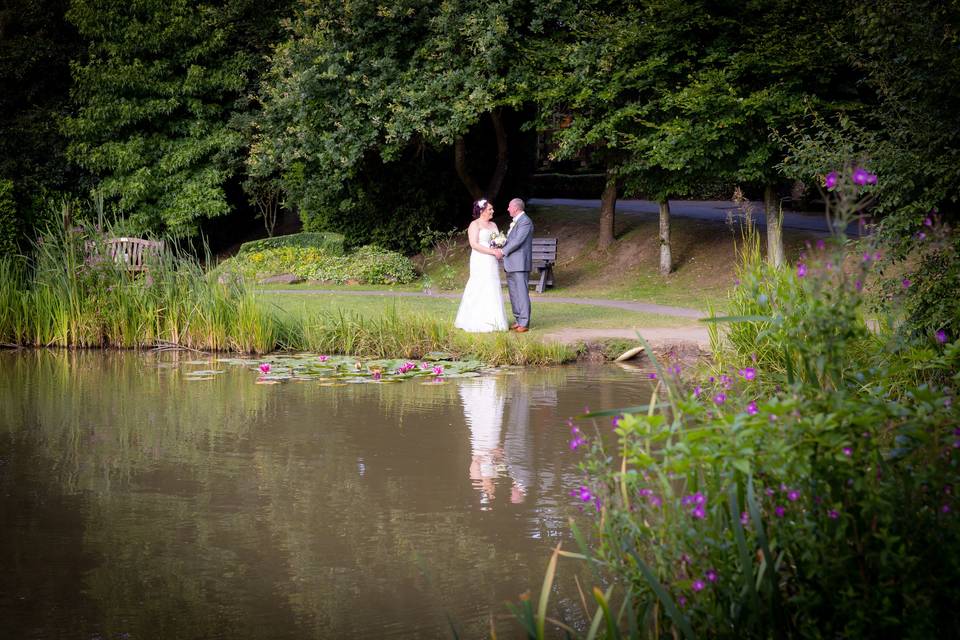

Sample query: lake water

[0,350,653,639]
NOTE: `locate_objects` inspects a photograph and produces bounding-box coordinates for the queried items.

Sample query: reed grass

[0,214,573,364]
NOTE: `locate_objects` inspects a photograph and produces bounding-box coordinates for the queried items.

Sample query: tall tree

[64,0,292,235]
[251,0,539,248]
[0,0,81,236]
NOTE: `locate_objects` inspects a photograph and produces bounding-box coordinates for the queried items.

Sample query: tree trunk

[764,183,784,268]
[658,199,672,275]
[484,110,509,200]
[453,110,510,202]
[454,136,483,200]
[598,164,617,251]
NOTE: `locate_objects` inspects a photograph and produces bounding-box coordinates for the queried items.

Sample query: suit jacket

[502,213,533,273]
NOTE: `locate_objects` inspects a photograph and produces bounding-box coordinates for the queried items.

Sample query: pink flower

[713,393,726,406]
[788,490,800,502]
[843,447,852,457]
[739,367,756,381]
[692,580,705,592]
[259,363,271,374]
[371,370,382,381]
[852,167,869,185]
[318,355,329,362]
[775,505,786,518]
[432,365,444,376]
[824,171,838,189]
[902,278,911,289]
[705,569,718,583]
[828,509,840,520]
[740,511,750,525]
[797,263,807,278]
[746,401,759,415]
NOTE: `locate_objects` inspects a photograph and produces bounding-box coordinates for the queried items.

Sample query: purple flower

[941,504,951,514]
[765,487,775,496]
[694,385,702,399]
[866,172,877,185]
[713,393,726,405]
[855,280,863,292]
[648,372,657,380]
[678,596,687,608]
[578,486,592,502]
[936,330,948,344]
[611,416,620,428]
[775,505,786,518]
[746,401,759,415]
[797,263,807,278]
[862,252,872,263]
[691,505,706,519]
[816,239,826,251]
[852,167,869,185]
[259,363,271,374]
[649,495,662,507]
[824,171,838,189]
[925,217,934,227]
[828,509,840,520]
[788,490,800,502]
[569,437,583,451]
[639,488,653,497]
[692,580,705,592]
[917,231,927,240]
[740,511,750,525]
[739,367,756,381]
[372,370,382,381]
[842,447,852,457]
[705,569,718,583]
[902,278,911,289]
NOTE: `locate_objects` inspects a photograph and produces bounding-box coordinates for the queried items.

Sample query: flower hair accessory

[476,198,488,209]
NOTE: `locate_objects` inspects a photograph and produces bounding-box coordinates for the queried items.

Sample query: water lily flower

[318,355,329,362]
[432,365,444,376]
[371,370,382,381]
[259,363,271,374]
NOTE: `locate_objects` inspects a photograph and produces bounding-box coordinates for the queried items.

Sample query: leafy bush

[237,231,345,256]
[223,244,417,285]
[545,167,960,638]
[0,179,18,257]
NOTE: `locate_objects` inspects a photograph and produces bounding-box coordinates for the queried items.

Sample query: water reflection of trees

[0,353,643,637]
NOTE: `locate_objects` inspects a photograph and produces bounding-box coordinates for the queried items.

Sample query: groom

[494,198,533,332]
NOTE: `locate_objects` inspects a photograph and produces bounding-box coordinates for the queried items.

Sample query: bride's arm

[467,223,498,256]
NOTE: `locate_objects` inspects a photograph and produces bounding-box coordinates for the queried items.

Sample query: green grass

[257,292,701,332]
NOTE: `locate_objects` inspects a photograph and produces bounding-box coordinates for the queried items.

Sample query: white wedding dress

[454,227,508,332]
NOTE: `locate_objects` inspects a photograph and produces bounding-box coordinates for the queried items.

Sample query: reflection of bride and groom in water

[459,376,554,509]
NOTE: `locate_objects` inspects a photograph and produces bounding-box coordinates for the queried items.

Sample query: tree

[64,0,292,236]
[0,0,82,235]
[251,0,542,251]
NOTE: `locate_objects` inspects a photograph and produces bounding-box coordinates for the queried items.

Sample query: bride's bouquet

[488,231,507,249]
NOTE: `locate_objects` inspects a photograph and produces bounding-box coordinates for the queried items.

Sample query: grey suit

[502,213,533,328]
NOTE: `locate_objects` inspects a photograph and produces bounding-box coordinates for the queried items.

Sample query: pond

[0,350,653,639]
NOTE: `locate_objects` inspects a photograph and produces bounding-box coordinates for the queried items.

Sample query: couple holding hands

[453,198,533,334]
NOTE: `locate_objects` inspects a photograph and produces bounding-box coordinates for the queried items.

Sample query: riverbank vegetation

[516,171,960,638]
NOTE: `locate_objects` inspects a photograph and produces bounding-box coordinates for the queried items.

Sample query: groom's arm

[502,219,533,257]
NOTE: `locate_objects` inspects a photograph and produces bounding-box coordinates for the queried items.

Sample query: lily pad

[189,369,225,375]
[185,375,216,381]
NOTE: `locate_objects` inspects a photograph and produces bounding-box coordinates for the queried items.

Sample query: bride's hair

[472,198,489,219]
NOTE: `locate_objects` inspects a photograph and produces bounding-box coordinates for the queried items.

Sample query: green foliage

[222,244,417,285]
[0,0,81,209]
[237,232,345,256]
[0,219,280,351]
[0,179,19,257]
[63,0,292,236]
[557,181,960,637]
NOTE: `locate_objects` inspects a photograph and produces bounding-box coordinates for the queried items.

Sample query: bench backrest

[101,238,165,270]
[532,237,557,264]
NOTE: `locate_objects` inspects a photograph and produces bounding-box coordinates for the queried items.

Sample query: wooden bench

[530,237,557,293]
[87,237,165,272]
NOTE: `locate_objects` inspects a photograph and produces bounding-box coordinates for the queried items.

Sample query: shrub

[237,231,345,256]
[539,166,960,638]
[0,179,18,257]
[222,244,417,285]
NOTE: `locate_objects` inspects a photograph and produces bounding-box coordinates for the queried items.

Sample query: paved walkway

[530,197,865,236]
[260,288,705,318]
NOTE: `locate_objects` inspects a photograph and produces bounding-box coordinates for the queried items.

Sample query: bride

[454,198,509,332]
